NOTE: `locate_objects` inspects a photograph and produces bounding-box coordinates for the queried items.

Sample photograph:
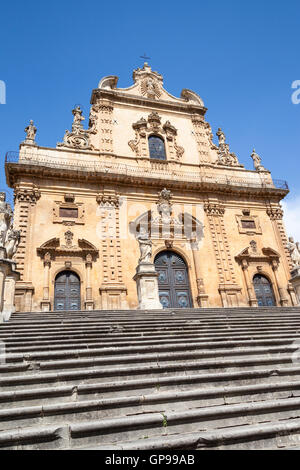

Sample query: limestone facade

[5,63,296,312]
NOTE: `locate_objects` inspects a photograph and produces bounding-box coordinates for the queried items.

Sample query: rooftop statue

[23,120,37,145]
[251,149,267,172]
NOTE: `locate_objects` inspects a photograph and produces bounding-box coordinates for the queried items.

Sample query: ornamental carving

[133,63,163,100]
[204,202,225,216]
[141,77,161,99]
[267,207,284,220]
[215,128,243,168]
[128,112,184,160]
[37,237,99,261]
[15,187,41,204]
[96,192,120,208]
[57,106,97,150]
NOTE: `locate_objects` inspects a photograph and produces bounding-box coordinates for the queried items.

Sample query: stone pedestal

[133,262,163,310]
[0,258,20,322]
[290,267,300,305]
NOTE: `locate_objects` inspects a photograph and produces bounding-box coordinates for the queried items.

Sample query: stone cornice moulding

[90,89,207,116]
[6,162,289,201]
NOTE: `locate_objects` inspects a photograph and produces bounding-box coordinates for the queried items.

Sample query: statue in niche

[136,227,152,264]
[287,237,300,268]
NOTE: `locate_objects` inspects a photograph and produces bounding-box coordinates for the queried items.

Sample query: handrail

[5,151,289,191]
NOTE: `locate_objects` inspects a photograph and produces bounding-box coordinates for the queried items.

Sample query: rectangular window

[59,207,78,218]
[241,219,256,229]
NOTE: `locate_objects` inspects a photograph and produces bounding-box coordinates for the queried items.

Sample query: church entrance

[54,271,81,311]
[154,251,192,308]
[253,274,276,307]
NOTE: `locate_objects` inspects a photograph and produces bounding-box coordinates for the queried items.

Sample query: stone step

[2,340,299,364]
[0,354,298,390]
[0,345,298,376]
[2,397,300,449]
[3,367,300,408]
[4,335,300,354]
[82,419,300,450]
[2,326,300,342]
[2,378,300,421]
[2,307,300,449]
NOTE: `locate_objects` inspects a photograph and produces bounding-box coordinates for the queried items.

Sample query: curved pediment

[97,63,205,108]
[37,236,98,260]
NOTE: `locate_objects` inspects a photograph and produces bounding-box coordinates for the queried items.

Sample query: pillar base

[40,301,51,312]
[197,294,209,308]
[0,258,20,322]
[133,262,163,310]
[85,300,94,311]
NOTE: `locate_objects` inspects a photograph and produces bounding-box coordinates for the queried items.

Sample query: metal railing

[5,151,289,191]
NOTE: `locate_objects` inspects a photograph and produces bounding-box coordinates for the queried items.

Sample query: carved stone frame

[53,200,85,226]
[128,112,184,161]
[236,214,262,235]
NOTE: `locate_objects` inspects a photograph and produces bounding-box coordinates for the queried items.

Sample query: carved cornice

[6,161,289,200]
[91,89,207,116]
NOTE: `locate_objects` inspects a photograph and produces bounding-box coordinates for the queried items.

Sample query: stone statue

[136,227,152,264]
[251,149,266,172]
[216,128,226,146]
[5,229,21,259]
[24,120,37,144]
[215,128,243,168]
[0,193,13,249]
[72,106,85,129]
[287,237,300,268]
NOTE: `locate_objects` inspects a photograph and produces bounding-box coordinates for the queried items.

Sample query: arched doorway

[54,271,81,311]
[253,274,276,307]
[154,251,192,308]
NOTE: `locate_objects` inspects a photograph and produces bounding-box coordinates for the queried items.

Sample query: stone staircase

[2,307,300,450]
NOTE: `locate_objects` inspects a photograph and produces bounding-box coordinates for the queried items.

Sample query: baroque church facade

[5,63,297,312]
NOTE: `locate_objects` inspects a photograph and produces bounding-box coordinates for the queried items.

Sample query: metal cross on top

[140,53,151,61]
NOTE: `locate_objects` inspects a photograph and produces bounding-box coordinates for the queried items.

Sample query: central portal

[54,271,81,311]
[154,251,192,308]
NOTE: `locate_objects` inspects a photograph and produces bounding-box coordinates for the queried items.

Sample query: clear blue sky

[0,0,299,223]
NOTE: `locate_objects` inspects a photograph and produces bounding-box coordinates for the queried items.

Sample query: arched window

[148,135,166,160]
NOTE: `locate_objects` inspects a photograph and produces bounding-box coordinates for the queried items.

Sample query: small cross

[140,53,151,61]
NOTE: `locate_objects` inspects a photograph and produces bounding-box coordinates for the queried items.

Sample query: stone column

[271,260,289,306]
[0,257,20,322]
[41,253,51,312]
[241,260,258,307]
[85,254,94,310]
[2,267,20,321]
[190,238,209,307]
